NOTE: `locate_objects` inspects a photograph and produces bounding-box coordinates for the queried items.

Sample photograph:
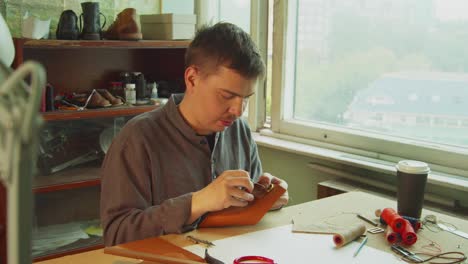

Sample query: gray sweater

[100,94,262,246]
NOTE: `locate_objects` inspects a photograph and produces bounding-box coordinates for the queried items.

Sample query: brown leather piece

[199,183,286,228]
[105,8,142,40]
[104,236,207,263]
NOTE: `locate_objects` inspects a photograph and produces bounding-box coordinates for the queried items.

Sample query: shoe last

[105,8,142,40]
[88,90,111,108]
[97,89,123,106]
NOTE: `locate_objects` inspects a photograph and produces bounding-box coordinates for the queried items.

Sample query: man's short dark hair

[185,22,265,80]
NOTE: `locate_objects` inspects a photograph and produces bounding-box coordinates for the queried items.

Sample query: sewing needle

[353,236,368,257]
[186,235,215,247]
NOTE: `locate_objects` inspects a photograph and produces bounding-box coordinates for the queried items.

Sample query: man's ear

[184,65,198,94]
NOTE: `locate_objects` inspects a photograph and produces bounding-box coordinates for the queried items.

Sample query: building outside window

[270,0,468,174]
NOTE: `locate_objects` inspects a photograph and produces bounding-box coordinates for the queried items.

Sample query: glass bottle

[150,82,158,99]
[110,81,124,98]
[125,83,136,105]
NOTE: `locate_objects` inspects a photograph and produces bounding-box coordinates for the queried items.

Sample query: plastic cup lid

[396,160,430,174]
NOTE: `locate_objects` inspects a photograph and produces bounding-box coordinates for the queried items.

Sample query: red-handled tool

[233,256,275,264]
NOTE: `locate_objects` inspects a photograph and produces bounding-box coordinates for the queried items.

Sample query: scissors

[233,255,276,264]
[391,245,466,264]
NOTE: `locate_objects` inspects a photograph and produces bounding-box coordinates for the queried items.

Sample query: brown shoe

[87,89,111,108]
[105,8,142,40]
[97,89,123,106]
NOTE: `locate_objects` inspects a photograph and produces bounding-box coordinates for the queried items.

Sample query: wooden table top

[37,192,468,263]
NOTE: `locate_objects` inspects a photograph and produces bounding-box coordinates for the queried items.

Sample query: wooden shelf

[16,38,187,94]
[2,35,187,262]
[34,166,101,193]
[33,236,103,262]
[42,105,158,121]
[23,39,190,49]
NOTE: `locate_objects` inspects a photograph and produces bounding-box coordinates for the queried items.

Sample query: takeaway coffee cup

[396,160,430,220]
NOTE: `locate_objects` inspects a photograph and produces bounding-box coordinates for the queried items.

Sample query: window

[408,94,419,102]
[218,0,251,33]
[434,117,445,126]
[194,0,251,33]
[270,0,468,172]
[217,0,252,118]
[416,116,430,125]
[161,0,194,14]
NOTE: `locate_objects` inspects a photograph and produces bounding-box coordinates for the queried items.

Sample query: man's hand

[188,170,254,223]
[256,172,289,210]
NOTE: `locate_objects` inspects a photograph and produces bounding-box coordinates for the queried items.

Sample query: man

[100,22,289,246]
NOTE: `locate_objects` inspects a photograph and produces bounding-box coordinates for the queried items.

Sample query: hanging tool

[391,245,424,263]
[437,223,468,240]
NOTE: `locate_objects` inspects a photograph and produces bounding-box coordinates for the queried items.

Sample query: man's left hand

[256,173,289,210]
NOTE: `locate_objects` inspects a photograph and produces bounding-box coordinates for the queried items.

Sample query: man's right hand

[188,170,254,224]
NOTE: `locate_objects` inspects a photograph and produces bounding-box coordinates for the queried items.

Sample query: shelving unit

[42,105,157,121]
[18,39,188,94]
[0,38,189,262]
[34,165,101,194]
[23,39,190,48]
[0,183,5,264]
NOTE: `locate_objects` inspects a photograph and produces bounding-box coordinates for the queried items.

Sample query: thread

[401,219,418,245]
[333,224,366,248]
[418,233,442,254]
[385,225,400,244]
[402,215,422,232]
[380,208,406,233]
[413,221,422,232]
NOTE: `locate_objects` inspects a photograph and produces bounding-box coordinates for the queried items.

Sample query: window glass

[161,0,194,14]
[219,0,251,33]
[266,0,273,119]
[292,0,468,148]
[216,0,251,118]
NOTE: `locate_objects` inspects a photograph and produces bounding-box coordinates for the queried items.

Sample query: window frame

[194,0,266,129]
[268,0,468,173]
[247,0,268,130]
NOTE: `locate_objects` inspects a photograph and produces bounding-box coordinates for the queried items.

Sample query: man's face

[184,65,256,135]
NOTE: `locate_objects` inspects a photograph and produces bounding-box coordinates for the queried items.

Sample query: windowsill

[317,178,466,218]
[253,130,468,192]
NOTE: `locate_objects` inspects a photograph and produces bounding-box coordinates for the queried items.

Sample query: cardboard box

[140,13,196,40]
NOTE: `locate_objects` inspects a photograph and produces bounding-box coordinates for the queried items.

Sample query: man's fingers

[258,175,288,191]
[228,196,249,207]
[229,187,254,202]
[227,177,254,193]
[271,193,289,210]
[256,177,271,186]
[275,178,288,189]
[218,170,253,191]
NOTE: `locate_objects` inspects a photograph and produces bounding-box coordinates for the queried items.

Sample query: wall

[258,146,336,206]
[259,145,468,215]
[0,0,161,38]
